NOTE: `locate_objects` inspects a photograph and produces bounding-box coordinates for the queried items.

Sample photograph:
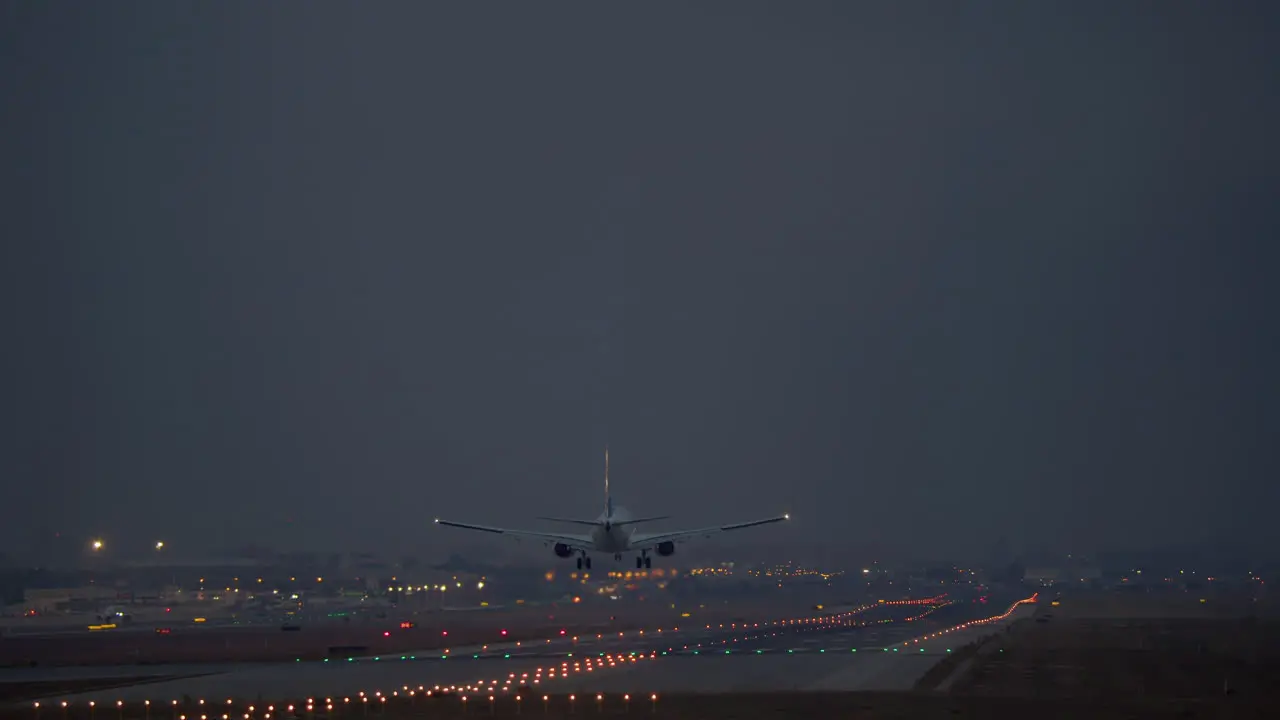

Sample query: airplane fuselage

[590,505,636,553]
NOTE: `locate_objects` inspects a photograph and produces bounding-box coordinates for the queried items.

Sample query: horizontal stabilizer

[536,516,601,527]
[615,516,670,527]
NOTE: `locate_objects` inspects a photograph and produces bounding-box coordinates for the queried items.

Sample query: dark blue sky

[2,2,1277,562]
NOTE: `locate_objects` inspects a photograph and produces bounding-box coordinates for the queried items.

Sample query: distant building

[1023,568,1060,585]
[21,585,120,613]
[120,557,266,569]
[1070,567,1103,585]
[1024,566,1102,587]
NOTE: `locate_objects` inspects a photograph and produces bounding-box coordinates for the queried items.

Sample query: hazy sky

[2,2,1277,562]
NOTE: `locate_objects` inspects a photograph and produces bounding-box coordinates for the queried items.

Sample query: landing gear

[637,553,651,569]
[576,554,592,570]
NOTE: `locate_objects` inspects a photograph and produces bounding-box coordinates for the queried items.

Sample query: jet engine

[656,541,676,557]
[553,543,573,558]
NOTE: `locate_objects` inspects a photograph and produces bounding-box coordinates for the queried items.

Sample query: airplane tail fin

[604,446,613,518]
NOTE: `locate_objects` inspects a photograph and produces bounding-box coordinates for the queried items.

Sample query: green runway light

[693,651,699,655]
[504,654,510,658]
[819,649,825,653]
[725,650,730,654]
[756,650,762,654]
[374,657,381,661]
[401,656,407,660]
[323,659,329,662]
[946,648,952,652]
[473,655,479,659]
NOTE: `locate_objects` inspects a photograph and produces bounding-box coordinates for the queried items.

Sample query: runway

[19,595,1037,701]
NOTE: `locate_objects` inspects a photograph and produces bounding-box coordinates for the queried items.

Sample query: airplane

[434,448,790,570]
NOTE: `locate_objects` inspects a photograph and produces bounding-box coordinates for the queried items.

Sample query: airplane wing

[434,519,593,550]
[629,514,790,550]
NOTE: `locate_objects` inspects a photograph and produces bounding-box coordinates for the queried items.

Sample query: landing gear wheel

[576,557,583,570]
[645,556,652,569]
[636,556,643,569]
[585,557,592,570]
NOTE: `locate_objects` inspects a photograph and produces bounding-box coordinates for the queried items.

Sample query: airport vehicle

[97,605,132,623]
[435,449,789,570]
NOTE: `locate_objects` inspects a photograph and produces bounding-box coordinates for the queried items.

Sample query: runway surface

[18,595,1037,701]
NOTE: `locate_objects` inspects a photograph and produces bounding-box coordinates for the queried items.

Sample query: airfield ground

[942,589,1280,713]
[0,600,791,668]
[3,589,1275,718]
[0,596,1002,702]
